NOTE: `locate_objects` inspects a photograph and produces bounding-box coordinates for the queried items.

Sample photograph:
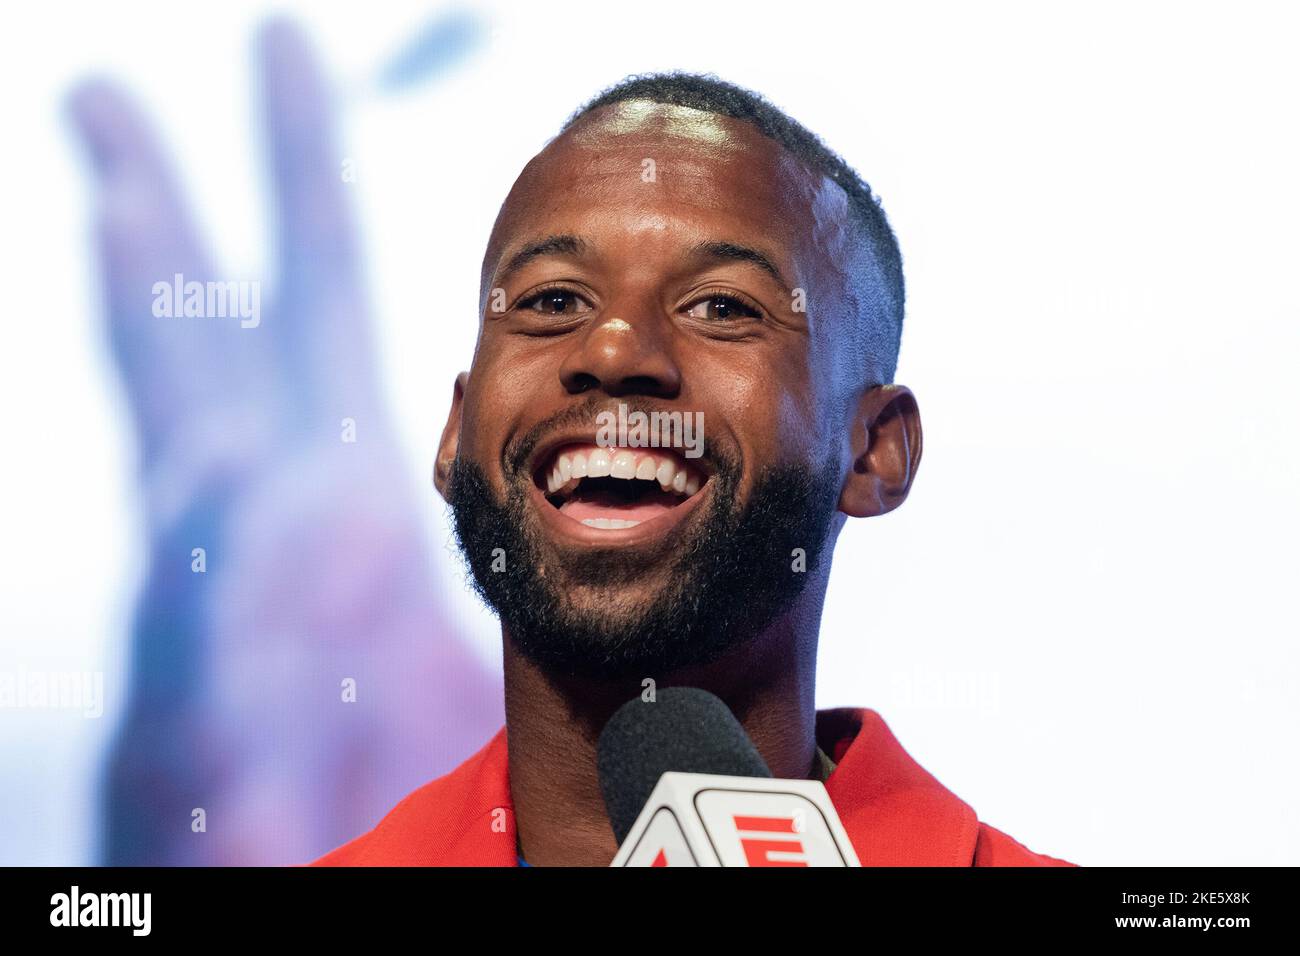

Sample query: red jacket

[312,707,1074,866]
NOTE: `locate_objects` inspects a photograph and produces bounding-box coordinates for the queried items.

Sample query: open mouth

[534,443,708,531]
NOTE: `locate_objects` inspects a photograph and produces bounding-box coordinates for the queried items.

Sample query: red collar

[313,708,980,866]
[818,708,980,866]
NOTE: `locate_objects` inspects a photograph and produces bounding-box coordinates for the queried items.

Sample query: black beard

[447,448,841,681]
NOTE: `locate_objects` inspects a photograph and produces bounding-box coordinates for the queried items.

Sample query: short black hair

[563,71,905,382]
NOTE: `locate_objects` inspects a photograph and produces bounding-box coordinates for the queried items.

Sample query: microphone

[597,687,860,867]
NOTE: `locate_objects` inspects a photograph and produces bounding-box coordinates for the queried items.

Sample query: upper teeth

[545,445,702,498]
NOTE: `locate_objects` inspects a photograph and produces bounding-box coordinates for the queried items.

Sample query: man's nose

[558,306,682,398]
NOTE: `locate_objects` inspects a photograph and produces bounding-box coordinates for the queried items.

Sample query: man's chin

[541,579,678,627]
[504,602,721,681]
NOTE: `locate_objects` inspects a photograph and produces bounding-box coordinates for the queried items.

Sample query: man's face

[440,102,869,678]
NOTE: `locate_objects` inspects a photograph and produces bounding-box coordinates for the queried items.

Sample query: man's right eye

[518,288,592,316]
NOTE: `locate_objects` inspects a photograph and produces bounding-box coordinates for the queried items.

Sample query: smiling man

[313,73,1071,867]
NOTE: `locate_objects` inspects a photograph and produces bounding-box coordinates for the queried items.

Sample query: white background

[1,0,1297,865]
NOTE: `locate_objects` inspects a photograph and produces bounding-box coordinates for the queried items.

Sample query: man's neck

[503,609,821,867]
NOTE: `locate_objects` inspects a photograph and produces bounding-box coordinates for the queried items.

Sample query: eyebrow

[492,234,792,292]
[495,234,588,286]
[687,240,791,291]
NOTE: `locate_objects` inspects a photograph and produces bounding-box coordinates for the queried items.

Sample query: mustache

[499,395,735,479]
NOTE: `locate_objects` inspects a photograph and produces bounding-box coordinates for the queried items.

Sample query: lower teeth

[581,517,642,529]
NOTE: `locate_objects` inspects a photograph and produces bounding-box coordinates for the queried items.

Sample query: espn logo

[733,814,808,867]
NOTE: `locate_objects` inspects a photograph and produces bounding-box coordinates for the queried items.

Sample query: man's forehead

[483,101,854,289]
[510,104,810,218]
[562,100,766,152]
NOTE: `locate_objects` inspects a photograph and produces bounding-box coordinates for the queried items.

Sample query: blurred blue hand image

[66,16,501,865]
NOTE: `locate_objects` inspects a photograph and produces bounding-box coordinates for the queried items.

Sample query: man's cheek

[453,406,505,478]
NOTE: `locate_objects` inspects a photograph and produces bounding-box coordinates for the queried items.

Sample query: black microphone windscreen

[597,686,772,845]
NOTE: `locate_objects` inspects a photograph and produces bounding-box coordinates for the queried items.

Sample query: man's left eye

[684,294,761,321]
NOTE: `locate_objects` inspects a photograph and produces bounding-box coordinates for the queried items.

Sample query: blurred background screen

[1,0,1297,866]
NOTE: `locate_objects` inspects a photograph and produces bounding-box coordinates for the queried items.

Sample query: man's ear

[433,372,469,501]
[838,384,923,518]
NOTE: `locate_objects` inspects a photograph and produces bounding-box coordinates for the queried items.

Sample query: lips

[533,442,708,532]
